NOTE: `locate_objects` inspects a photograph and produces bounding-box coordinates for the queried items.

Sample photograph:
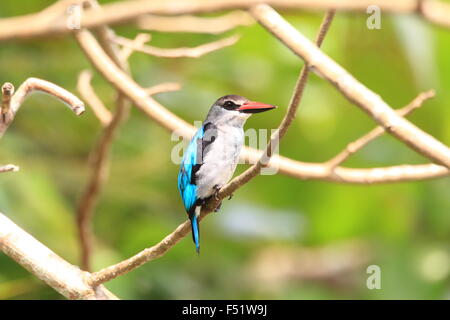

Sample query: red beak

[236,101,277,114]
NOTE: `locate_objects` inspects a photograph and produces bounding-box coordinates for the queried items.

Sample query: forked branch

[113,34,240,58]
[0,78,84,138]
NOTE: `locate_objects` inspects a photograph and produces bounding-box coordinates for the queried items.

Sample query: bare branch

[1,82,14,122]
[0,212,117,300]
[76,94,128,271]
[76,0,133,271]
[326,90,436,169]
[0,164,19,173]
[1,0,450,41]
[120,33,151,60]
[250,4,450,169]
[145,82,182,96]
[137,11,254,34]
[113,34,240,58]
[77,70,112,126]
[0,78,85,138]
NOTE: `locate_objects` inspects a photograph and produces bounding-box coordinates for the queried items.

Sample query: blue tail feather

[190,214,200,254]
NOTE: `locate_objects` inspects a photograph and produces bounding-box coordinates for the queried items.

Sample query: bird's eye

[223,100,237,110]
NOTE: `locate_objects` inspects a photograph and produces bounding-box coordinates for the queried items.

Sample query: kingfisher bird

[177,94,276,253]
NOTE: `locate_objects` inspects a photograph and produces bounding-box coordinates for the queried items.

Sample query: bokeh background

[1,0,450,299]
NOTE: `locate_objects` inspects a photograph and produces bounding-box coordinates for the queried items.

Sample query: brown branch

[326,90,436,169]
[120,33,151,60]
[76,95,128,272]
[136,11,254,34]
[75,0,133,272]
[1,0,450,41]
[0,212,117,300]
[1,82,14,122]
[75,28,449,185]
[145,82,182,96]
[77,70,112,126]
[250,4,450,169]
[87,9,336,286]
[0,78,84,138]
[0,164,19,173]
[113,34,240,58]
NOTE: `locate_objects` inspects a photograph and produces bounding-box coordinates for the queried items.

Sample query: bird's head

[207,94,277,125]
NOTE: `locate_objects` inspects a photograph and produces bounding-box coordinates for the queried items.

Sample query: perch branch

[0,212,117,300]
[326,90,436,169]
[0,78,84,138]
[77,70,112,126]
[113,34,240,58]
[136,11,254,34]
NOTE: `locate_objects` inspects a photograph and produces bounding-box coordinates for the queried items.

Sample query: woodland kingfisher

[177,95,276,253]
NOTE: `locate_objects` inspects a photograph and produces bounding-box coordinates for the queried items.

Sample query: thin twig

[137,11,254,34]
[113,34,240,58]
[145,82,182,96]
[120,33,151,60]
[77,70,112,127]
[75,0,132,272]
[326,90,436,169]
[76,94,128,271]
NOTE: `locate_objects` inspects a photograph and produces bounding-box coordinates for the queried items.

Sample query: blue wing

[178,126,204,213]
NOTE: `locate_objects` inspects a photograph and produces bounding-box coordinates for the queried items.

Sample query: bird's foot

[213,185,221,201]
[228,194,233,200]
[214,201,222,212]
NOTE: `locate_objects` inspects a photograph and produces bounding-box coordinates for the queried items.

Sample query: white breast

[195,125,244,200]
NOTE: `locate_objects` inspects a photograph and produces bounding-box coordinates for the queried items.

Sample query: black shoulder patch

[191,164,202,185]
[191,122,218,185]
[202,122,217,155]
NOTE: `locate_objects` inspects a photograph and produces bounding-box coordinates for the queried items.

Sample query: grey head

[205,94,276,126]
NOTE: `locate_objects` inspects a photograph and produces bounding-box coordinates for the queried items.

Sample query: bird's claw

[228,194,233,200]
[213,185,221,201]
[214,201,222,212]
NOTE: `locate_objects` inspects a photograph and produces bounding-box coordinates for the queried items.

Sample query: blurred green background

[1,0,450,299]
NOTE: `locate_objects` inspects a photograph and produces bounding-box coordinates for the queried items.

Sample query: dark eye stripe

[223,100,238,110]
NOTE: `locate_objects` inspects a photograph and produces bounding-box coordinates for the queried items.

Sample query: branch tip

[0,164,20,173]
